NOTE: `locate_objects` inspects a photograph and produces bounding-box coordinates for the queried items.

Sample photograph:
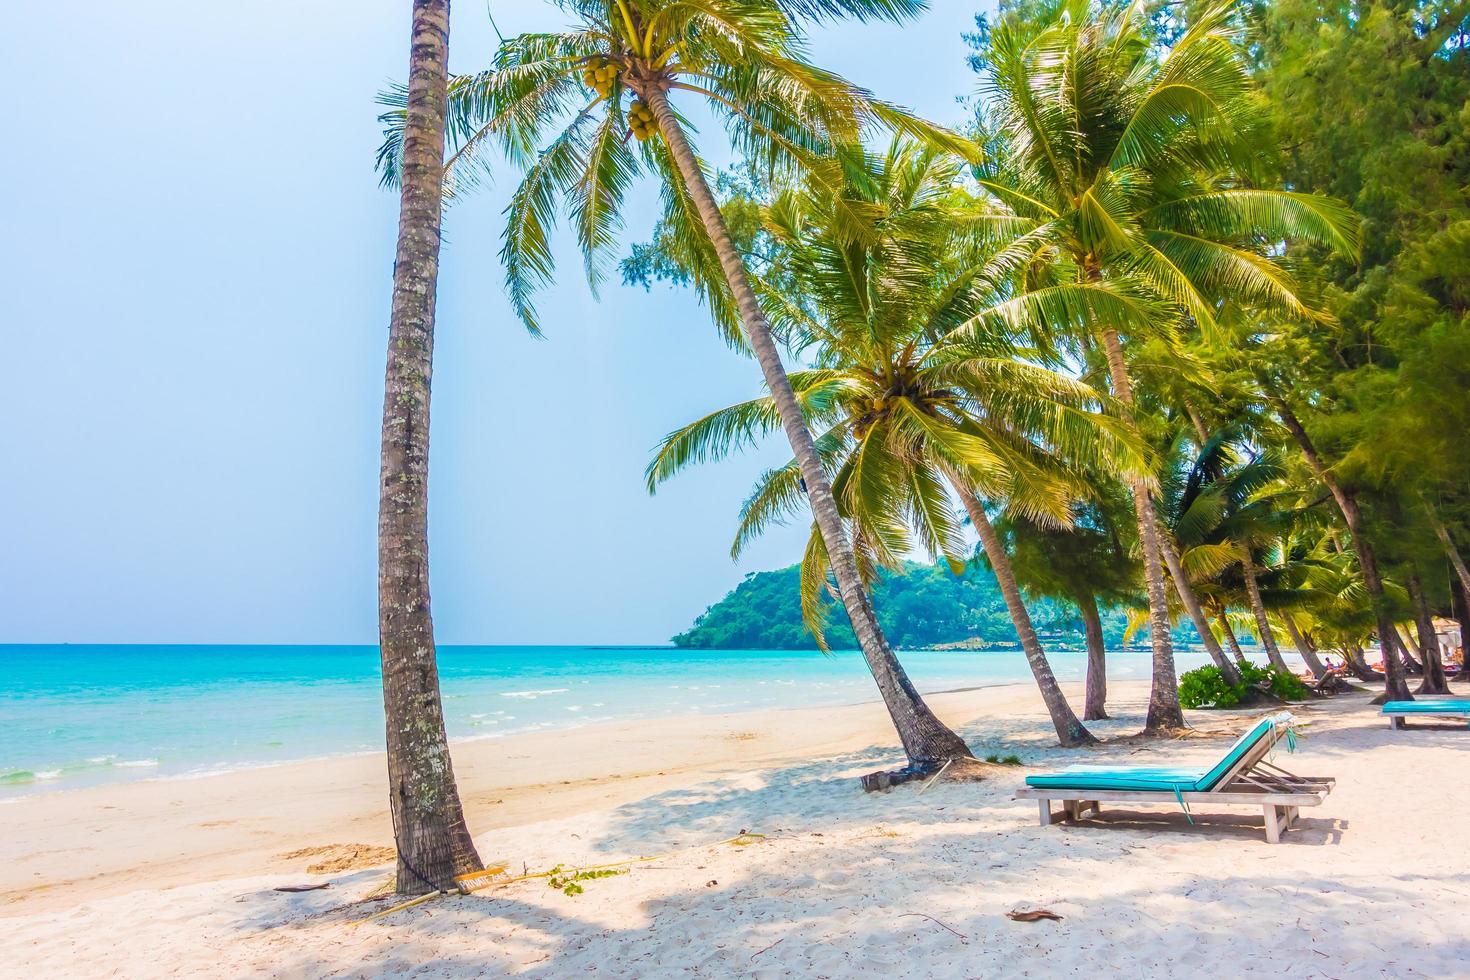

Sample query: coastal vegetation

[379,0,983,769]
[643,140,1153,745]
[371,0,1470,893]
[1177,662,1309,709]
[674,560,1171,651]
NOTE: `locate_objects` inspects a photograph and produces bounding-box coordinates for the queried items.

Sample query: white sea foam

[498,688,569,699]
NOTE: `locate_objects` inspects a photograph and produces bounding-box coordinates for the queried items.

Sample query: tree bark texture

[1342,643,1383,681]
[1241,557,1290,673]
[1159,533,1242,684]
[1098,327,1184,732]
[1079,593,1109,720]
[1219,613,1249,667]
[955,488,1095,745]
[1281,612,1328,679]
[377,0,483,895]
[1408,573,1450,694]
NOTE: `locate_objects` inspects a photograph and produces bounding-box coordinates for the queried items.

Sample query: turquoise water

[0,644,1208,798]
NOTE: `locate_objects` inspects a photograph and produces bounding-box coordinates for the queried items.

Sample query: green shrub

[1264,667,1309,701]
[1179,662,1309,708]
[1178,665,1246,708]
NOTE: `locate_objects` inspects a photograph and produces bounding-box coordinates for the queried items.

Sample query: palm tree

[996,481,1140,720]
[376,0,483,895]
[378,0,978,767]
[646,143,1147,746]
[970,0,1360,730]
[1163,430,1298,672]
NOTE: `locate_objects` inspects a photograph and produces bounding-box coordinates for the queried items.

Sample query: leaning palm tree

[971,0,1360,730]
[378,0,977,767]
[1161,429,1298,672]
[376,0,484,895]
[646,143,1148,746]
[997,479,1140,721]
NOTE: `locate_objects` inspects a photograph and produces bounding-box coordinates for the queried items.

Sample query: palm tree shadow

[1058,809,1349,844]
[247,832,1462,977]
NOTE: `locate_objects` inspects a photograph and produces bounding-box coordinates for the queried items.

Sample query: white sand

[2,681,1467,978]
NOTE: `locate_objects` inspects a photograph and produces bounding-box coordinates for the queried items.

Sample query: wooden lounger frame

[1015,725,1334,844]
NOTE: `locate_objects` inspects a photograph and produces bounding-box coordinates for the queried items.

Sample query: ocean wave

[498,688,569,699]
[1,754,158,788]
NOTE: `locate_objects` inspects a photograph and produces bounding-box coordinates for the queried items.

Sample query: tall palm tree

[970,0,1359,730]
[646,143,1147,746]
[379,0,977,767]
[376,0,483,896]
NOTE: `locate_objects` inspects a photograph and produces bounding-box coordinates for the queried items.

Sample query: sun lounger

[1014,713,1333,843]
[1381,699,1470,729]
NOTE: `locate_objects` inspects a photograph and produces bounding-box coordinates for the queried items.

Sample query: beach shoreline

[4,681,1467,976]
[0,681,1048,911]
[0,644,1225,801]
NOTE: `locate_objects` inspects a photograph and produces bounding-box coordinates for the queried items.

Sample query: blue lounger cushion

[1024,713,1293,793]
[1381,700,1470,714]
[1023,767,1204,792]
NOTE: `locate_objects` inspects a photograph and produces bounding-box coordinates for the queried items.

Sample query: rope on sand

[916,758,956,797]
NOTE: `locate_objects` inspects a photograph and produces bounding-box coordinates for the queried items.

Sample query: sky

[0,0,992,646]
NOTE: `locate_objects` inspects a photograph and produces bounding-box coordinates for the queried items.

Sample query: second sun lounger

[1382,699,1470,729]
[1014,713,1333,843]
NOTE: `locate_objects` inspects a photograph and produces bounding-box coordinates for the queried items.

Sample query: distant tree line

[673,561,1204,651]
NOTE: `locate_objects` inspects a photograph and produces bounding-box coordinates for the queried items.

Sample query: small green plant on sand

[983,753,1024,766]
[546,865,627,897]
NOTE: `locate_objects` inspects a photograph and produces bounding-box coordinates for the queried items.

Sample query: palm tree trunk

[1078,593,1109,720]
[1218,612,1249,666]
[1396,626,1423,669]
[1454,580,1470,687]
[953,487,1095,745]
[1266,390,1411,701]
[1408,573,1450,694]
[1343,643,1382,681]
[1240,557,1290,673]
[1181,397,1211,445]
[376,0,482,896]
[1425,503,1470,601]
[643,86,970,766]
[1098,327,1184,732]
[1161,411,1242,684]
[1158,534,1242,684]
[1280,612,1328,679]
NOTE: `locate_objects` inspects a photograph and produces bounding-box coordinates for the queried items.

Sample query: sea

[0,643,1212,798]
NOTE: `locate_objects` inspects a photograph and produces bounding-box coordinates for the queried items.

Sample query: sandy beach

[3,680,1467,977]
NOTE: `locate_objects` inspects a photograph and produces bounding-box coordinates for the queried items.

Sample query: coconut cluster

[581,57,618,96]
[628,100,658,141]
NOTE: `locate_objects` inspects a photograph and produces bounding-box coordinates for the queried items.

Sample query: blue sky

[1,0,990,645]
